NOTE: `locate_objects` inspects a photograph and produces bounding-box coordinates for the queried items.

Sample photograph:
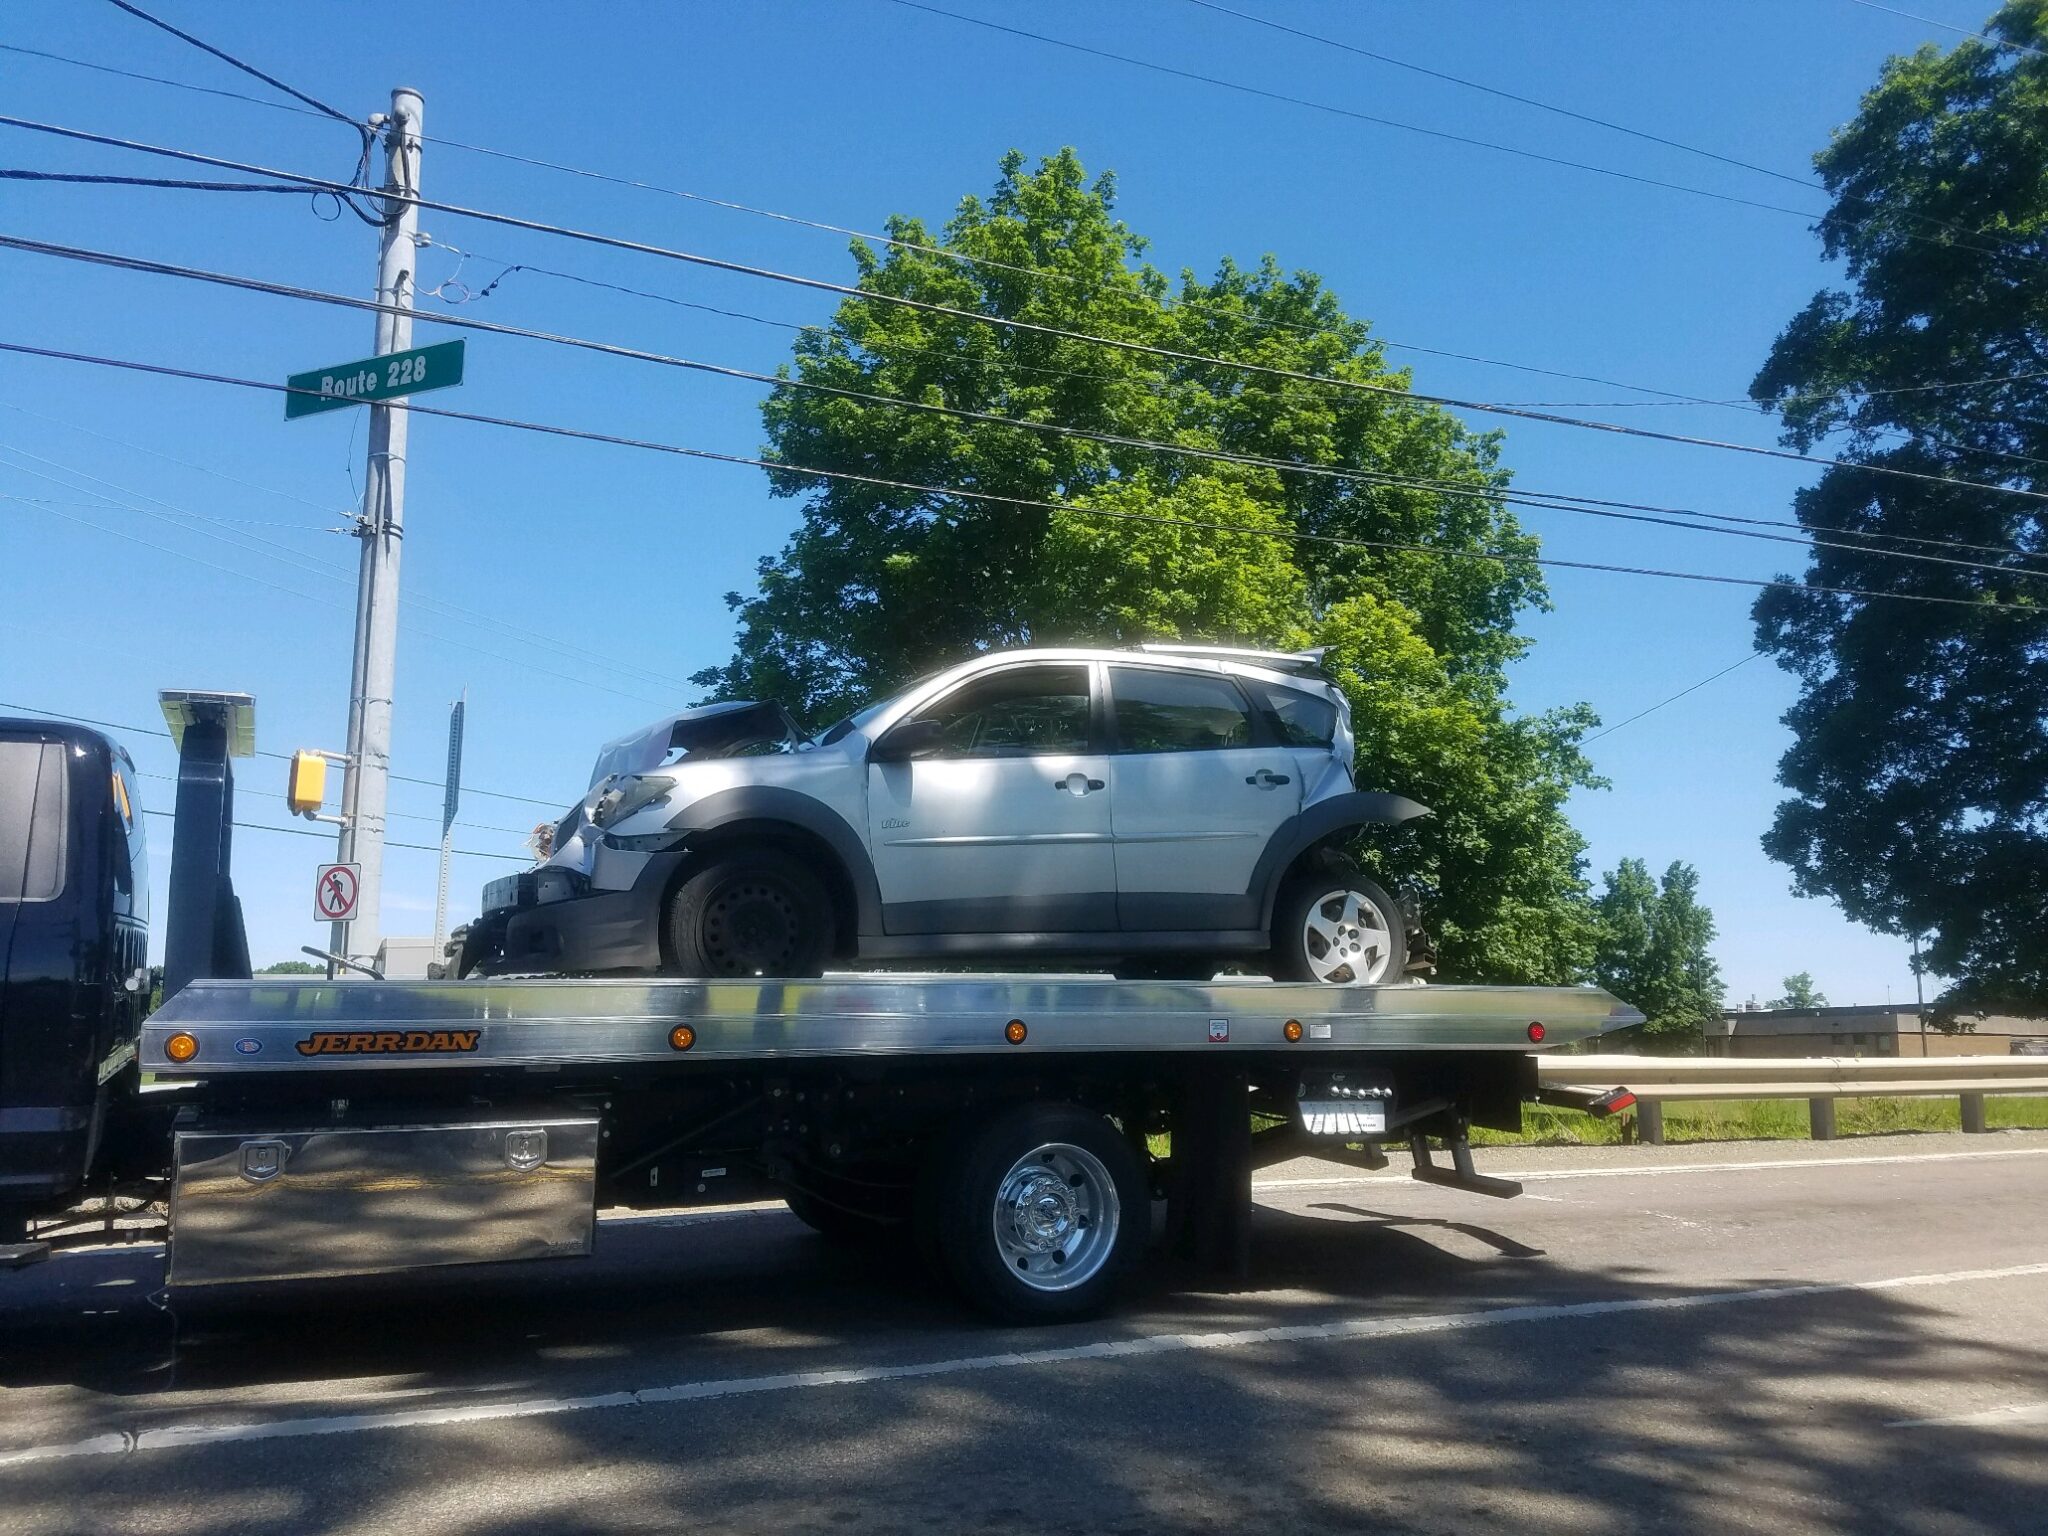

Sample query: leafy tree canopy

[1768,972,1828,1009]
[256,960,322,974]
[1748,3,2048,1021]
[698,149,1599,981]
[1592,858,1726,1044]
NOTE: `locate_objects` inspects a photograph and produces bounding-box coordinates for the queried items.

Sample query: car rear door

[865,662,1116,934]
[1106,664,1301,932]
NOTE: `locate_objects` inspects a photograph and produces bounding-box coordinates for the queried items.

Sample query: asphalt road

[4,1131,2047,1536]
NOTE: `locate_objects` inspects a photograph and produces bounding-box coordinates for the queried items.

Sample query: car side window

[917,665,1093,758]
[1249,681,1338,748]
[1109,668,1257,753]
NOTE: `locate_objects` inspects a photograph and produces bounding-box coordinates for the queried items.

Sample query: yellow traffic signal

[287,750,328,816]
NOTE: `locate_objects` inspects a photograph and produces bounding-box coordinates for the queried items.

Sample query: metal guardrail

[1536,1054,2048,1144]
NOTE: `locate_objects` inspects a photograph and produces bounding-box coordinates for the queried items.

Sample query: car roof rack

[1135,643,1331,679]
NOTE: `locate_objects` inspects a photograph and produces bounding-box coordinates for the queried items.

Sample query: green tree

[1768,972,1828,1009]
[1749,3,2048,1020]
[1592,859,1725,1045]
[698,149,1599,981]
[256,960,322,975]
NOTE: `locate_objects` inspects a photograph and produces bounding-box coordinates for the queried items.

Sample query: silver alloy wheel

[1301,887,1395,984]
[990,1141,1122,1292]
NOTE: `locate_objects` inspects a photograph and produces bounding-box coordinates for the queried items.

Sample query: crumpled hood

[587,700,801,790]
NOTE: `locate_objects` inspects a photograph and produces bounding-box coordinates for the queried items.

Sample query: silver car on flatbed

[463,645,1430,984]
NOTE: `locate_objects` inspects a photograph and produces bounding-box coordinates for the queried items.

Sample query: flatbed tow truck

[4,694,1640,1322]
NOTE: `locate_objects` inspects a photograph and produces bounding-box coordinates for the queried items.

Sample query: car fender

[663,786,884,936]
[1248,790,1431,929]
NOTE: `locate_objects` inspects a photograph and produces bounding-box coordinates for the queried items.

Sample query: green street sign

[285,339,465,420]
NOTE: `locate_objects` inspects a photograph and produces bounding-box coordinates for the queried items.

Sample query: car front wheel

[666,848,832,978]
[1270,860,1407,985]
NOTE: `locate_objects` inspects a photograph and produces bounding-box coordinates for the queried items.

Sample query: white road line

[1252,1144,2048,1191]
[3,1260,2043,1472]
[1888,1400,2048,1429]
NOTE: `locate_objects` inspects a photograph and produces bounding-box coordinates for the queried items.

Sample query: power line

[0,399,349,517]
[877,0,2027,268]
[444,240,2048,567]
[9,338,2041,618]
[0,697,566,810]
[1180,0,1820,190]
[138,807,526,862]
[98,0,363,126]
[1841,0,2048,60]
[0,440,682,706]
[0,402,699,692]
[130,768,531,838]
[4,478,680,711]
[6,206,2043,512]
[11,101,2038,479]
[11,230,2043,578]
[11,33,2042,408]
[0,167,308,194]
[1176,0,2033,262]
[1584,652,1766,743]
[0,42,330,115]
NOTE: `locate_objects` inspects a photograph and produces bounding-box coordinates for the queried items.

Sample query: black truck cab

[0,720,151,1233]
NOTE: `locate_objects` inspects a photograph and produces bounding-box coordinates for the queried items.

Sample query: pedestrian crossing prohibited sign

[315,863,361,922]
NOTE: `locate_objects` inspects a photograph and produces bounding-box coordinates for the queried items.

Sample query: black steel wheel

[666,848,831,978]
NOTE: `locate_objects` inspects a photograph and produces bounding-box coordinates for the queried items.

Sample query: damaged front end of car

[459,700,804,976]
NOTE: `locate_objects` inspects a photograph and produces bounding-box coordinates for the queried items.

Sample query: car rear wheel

[1270,860,1407,985]
[666,848,832,978]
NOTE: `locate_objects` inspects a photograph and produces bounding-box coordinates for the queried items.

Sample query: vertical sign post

[434,691,465,955]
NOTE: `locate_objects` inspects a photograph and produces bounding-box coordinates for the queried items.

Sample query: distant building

[1706,1003,2048,1058]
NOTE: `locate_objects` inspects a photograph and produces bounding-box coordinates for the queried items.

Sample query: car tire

[1270,858,1408,985]
[666,848,833,978]
[918,1102,1146,1324]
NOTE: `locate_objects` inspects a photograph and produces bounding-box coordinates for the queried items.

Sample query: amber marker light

[669,1025,697,1051]
[1283,1019,1304,1043]
[164,1032,199,1063]
[1005,1019,1028,1045]
[1527,1022,1546,1043]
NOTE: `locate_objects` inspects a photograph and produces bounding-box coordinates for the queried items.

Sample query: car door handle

[1053,773,1106,794]
[1245,769,1291,788]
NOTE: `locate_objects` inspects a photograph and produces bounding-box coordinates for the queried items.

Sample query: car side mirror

[872,718,945,763]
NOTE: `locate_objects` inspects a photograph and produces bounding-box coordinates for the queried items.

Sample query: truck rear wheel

[920,1102,1145,1323]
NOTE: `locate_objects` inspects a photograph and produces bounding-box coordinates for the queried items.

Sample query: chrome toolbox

[168,1112,600,1286]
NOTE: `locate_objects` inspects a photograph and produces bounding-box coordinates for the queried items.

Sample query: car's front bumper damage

[474,851,685,975]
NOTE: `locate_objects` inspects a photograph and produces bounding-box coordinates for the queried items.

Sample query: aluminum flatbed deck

[143,975,1641,1075]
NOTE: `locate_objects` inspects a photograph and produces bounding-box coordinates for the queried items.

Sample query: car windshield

[812,698,892,748]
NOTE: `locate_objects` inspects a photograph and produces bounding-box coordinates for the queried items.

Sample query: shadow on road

[3,1199,2045,1534]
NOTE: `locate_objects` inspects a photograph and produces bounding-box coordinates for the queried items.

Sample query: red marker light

[1527,1021,1546,1043]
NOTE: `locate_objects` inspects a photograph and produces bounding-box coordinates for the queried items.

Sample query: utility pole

[332,87,423,966]
[1912,930,1928,1057]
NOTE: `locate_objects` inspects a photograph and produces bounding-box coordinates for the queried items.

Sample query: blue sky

[0,0,1984,1005]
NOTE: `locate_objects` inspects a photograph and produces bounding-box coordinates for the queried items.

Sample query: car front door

[866,662,1116,935]
[1106,665,1301,932]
